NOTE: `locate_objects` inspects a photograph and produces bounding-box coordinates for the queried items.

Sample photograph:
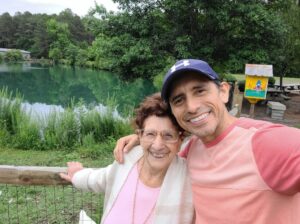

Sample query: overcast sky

[0,0,119,17]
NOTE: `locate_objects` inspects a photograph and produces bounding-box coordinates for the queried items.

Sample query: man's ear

[219,82,231,103]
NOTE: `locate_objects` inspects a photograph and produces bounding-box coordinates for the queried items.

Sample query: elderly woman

[60,93,194,224]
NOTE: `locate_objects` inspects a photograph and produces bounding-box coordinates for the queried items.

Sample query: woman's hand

[60,161,84,182]
[113,134,139,163]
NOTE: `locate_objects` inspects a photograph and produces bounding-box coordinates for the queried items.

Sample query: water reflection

[0,63,157,116]
[21,101,124,125]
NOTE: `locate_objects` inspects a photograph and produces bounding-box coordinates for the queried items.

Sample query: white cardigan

[72,146,194,224]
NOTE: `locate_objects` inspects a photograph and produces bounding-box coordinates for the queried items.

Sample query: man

[114,59,300,224]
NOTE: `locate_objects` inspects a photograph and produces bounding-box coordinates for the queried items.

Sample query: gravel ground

[240,92,300,127]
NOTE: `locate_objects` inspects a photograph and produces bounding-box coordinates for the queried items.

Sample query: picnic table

[267,87,291,101]
[274,83,300,91]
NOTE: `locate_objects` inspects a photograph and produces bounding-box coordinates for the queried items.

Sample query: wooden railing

[0,165,101,223]
[0,165,70,185]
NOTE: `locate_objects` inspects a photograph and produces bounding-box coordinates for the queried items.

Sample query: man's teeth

[190,113,209,123]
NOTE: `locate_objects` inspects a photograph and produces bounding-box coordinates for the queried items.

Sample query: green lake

[0,62,157,116]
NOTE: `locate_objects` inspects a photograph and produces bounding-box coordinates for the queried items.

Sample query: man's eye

[195,89,204,94]
[171,97,183,106]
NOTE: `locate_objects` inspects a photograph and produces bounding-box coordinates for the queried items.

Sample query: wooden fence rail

[0,165,102,224]
[0,165,70,185]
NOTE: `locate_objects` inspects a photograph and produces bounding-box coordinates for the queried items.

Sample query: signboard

[244,64,273,100]
[244,75,268,99]
[245,64,273,77]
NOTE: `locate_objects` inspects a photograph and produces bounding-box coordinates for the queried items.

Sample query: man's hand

[113,134,139,163]
[60,162,84,182]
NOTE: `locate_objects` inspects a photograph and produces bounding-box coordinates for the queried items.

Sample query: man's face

[168,73,230,143]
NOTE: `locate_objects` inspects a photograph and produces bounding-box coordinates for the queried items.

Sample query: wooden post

[249,103,255,118]
[0,165,71,185]
[231,81,243,117]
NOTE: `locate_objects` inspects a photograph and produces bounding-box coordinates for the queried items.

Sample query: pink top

[181,117,300,224]
[104,164,160,224]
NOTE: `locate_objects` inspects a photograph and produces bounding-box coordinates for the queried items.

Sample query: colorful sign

[244,64,273,101]
[244,75,269,99]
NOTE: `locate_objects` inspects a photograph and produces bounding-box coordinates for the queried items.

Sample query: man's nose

[186,96,199,113]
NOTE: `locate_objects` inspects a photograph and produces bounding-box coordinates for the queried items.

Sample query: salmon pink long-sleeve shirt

[180,117,300,224]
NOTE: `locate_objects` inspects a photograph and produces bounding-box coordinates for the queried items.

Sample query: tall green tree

[269,0,300,77]
[85,0,289,78]
[0,13,16,48]
[47,18,71,62]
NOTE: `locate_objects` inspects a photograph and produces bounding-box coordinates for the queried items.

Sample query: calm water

[0,63,157,115]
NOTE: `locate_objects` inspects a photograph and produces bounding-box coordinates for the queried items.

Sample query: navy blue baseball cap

[161,59,220,102]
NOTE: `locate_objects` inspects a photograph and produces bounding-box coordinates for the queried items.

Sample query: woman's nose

[151,134,165,148]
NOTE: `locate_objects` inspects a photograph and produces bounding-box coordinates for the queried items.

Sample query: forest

[0,0,299,79]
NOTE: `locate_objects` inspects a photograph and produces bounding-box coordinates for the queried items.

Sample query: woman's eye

[163,133,173,139]
[145,132,155,137]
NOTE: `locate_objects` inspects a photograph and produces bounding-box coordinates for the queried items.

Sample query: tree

[57,9,91,44]
[85,0,288,78]
[0,13,16,48]
[47,18,71,61]
[270,0,300,78]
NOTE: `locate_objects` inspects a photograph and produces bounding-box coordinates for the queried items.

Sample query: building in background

[0,48,31,60]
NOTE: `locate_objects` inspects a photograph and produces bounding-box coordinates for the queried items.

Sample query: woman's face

[139,115,182,172]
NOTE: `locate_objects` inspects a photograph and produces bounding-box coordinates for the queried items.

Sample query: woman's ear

[219,82,231,104]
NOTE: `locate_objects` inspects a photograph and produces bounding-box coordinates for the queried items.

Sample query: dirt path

[241,93,300,127]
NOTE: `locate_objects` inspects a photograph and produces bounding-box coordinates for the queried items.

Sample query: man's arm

[253,126,300,194]
[113,134,139,163]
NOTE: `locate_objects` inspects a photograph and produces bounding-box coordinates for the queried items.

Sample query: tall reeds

[0,87,132,151]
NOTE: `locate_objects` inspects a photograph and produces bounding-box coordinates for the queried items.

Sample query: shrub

[0,87,132,151]
[4,49,23,62]
[268,77,276,87]
[78,136,116,159]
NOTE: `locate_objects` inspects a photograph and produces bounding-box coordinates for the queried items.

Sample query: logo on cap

[170,59,190,72]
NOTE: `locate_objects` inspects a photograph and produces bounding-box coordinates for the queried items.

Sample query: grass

[0,147,113,167]
[0,147,114,223]
[0,87,133,151]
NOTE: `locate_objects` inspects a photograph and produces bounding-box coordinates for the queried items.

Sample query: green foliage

[0,53,3,63]
[12,113,41,150]
[0,1,299,78]
[268,76,276,87]
[272,1,300,77]
[48,47,62,61]
[47,18,72,61]
[79,136,117,159]
[4,49,23,62]
[153,56,176,90]
[219,73,237,83]
[0,87,132,151]
[0,87,23,135]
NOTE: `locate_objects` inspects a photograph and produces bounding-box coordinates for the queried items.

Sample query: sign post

[244,64,273,117]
